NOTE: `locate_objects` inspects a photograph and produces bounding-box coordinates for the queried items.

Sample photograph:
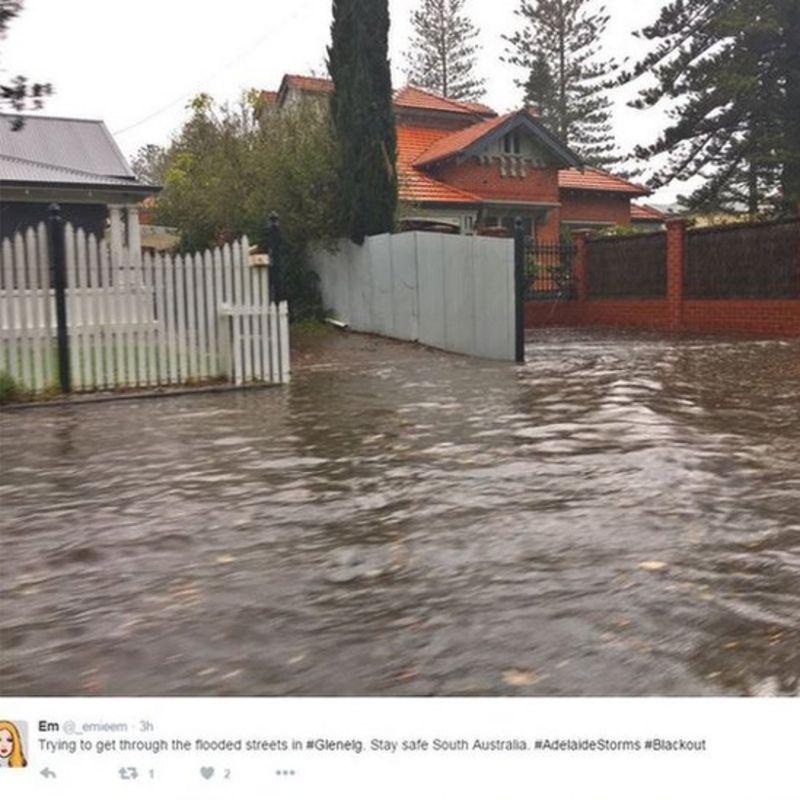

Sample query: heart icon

[200,766,214,780]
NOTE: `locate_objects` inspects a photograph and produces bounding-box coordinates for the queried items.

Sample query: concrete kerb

[0,381,286,412]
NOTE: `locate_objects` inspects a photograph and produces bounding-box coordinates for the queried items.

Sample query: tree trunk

[782,1,800,209]
[557,0,567,141]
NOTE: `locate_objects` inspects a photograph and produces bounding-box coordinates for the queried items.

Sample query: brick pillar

[666,219,686,331]
[571,231,589,302]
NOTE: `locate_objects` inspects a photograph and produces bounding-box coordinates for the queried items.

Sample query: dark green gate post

[47,203,71,393]
[513,217,526,364]
[267,210,285,303]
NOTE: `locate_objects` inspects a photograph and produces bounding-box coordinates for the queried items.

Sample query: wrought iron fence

[586,232,667,299]
[524,239,576,300]
[685,219,799,299]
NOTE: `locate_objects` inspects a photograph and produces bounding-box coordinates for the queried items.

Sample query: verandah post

[666,218,687,331]
[513,217,526,364]
[47,203,71,393]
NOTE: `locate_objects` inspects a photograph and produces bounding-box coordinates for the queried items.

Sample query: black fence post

[267,211,285,304]
[513,217,526,364]
[47,203,71,393]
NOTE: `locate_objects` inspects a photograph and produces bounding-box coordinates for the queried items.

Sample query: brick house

[265,75,663,239]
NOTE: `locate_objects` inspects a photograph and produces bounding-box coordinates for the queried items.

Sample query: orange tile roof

[559,167,649,196]
[283,74,334,95]
[397,126,480,205]
[631,203,666,221]
[412,113,515,167]
[260,90,278,106]
[461,100,497,116]
[394,86,497,117]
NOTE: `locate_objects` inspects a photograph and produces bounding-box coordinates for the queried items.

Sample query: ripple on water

[1,329,799,696]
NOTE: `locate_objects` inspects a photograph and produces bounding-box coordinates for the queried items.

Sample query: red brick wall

[525,300,671,329]
[681,301,800,335]
[537,210,561,241]
[433,159,561,204]
[524,219,800,337]
[525,298,800,336]
[560,192,632,226]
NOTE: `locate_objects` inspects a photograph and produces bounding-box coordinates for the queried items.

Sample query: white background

[1,697,796,799]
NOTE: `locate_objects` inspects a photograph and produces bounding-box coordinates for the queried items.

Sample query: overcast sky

[3,0,686,203]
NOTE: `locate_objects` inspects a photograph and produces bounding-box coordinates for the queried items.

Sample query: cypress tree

[503,0,622,170]
[404,0,486,101]
[620,0,800,214]
[328,0,398,244]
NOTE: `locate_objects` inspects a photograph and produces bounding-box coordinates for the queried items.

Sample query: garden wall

[526,217,800,337]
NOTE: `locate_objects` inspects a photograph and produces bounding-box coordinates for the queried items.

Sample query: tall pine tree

[404,0,485,101]
[328,0,397,244]
[504,0,622,170]
[620,0,800,215]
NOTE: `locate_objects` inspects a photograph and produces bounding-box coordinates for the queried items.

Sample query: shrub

[0,371,22,404]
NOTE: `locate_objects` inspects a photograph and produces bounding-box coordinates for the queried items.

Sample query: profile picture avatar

[0,721,28,768]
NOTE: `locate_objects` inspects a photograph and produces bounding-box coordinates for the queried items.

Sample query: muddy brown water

[1,328,799,696]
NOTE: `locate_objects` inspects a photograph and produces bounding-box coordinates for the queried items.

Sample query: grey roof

[0,153,150,189]
[0,113,156,192]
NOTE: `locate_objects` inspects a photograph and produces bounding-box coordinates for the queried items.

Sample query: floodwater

[1,328,799,696]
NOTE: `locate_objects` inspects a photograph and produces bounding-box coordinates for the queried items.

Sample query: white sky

[2,0,687,203]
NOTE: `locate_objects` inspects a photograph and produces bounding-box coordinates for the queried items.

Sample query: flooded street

[1,328,799,696]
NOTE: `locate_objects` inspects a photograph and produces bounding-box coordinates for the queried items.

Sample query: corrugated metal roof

[0,154,148,188]
[0,114,135,178]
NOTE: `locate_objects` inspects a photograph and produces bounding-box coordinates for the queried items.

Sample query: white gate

[0,224,290,393]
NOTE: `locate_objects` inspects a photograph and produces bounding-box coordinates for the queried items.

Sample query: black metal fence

[685,219,799,299]
[586,232,667,299]
[524,239,576,300]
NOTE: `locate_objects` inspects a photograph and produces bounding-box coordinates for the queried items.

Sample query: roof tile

[412,113,515,167]
[394,86,496,117]
[397,126,479,205]
[631,203,665,220]
[559,167,649,196]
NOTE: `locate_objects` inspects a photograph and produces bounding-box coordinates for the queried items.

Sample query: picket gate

[0,224,290,393]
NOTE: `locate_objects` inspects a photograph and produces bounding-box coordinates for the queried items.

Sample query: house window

[503,132,521,155]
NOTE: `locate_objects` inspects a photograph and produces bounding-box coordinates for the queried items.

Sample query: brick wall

[525,217,800,337]
[560,192,632,227]
[434,159,561,204]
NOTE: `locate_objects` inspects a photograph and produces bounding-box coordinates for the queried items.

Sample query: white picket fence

[0,224,290,393]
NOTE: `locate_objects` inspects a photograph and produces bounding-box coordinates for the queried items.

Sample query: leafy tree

[154,94,339,319]
[327,0,397,244]
[1,0,51,127]
[130,144,170,186]
[620,0,800,214]
[404,0,486,101]
[503,0,622,170]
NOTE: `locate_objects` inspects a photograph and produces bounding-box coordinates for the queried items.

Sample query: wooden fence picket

[0,228,290,395]
[12,232,32,389]
[36,222,55,390]
[1,236,18,380]
[98,237,115,388]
